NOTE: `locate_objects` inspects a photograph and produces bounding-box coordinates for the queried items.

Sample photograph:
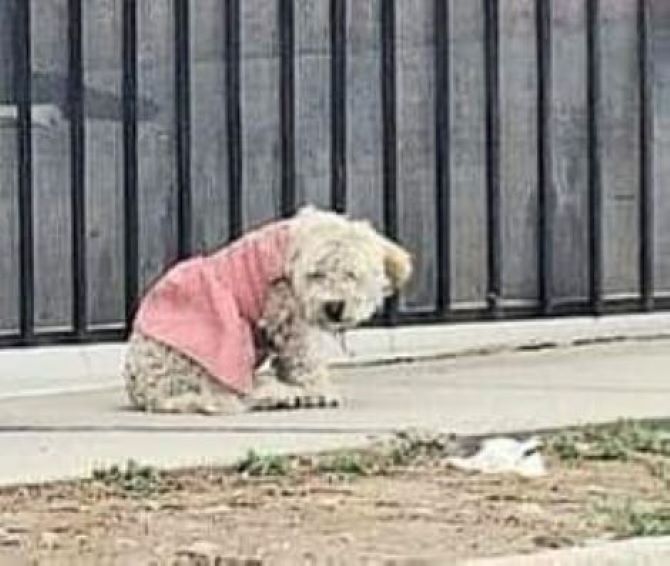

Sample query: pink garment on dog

[133,220,292,395]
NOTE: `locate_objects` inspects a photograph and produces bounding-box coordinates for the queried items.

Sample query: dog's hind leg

[124,332,246,414]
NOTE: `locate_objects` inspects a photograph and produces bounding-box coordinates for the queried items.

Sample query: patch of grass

[91,460,164,497]
[316,431,464,477]
[602,500,670,538]
[546,420,670,462]
[233,431,463,480]
[234,450,292,477]
[316,452,370,476]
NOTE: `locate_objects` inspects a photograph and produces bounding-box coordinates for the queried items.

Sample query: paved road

[2,340,669,485]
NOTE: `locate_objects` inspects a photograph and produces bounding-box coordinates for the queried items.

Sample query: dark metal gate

[0,0,668,348]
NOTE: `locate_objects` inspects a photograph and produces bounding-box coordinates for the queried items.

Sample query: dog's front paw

[298,385,342,409]
[248,377,342,410]
[248,379,304,411]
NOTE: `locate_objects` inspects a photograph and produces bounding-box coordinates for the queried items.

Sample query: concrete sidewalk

[1,339,670,485]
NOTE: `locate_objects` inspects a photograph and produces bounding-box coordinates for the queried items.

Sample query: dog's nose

[324,300,345,322]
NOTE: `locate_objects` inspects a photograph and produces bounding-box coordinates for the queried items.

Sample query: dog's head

[288,207,412,331]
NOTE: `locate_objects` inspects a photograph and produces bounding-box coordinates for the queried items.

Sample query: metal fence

[0,0,668,348]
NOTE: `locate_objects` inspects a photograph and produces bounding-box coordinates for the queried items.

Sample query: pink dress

[133,220,292,395]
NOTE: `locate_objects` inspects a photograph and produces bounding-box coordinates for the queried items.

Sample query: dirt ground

[1,425,670,566]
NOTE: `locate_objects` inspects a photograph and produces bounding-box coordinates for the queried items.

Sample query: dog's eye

[307,272,326,281]
[345,271,358,281]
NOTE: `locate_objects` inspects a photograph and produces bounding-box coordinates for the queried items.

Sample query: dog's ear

[354,220,412,293]
[381,237,412,293]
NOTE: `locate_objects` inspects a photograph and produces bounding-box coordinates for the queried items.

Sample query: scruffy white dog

[124,206,412,414]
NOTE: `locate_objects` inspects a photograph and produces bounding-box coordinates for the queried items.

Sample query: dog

[123,206,412,414]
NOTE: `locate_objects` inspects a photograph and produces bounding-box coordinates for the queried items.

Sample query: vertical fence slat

[15,0,33,339]
[639,0,654,310]
[393,1,438,313]
[68,0,86,335]
[435,0,450,316]
[330,0,346,213]
[537,0,553,314]
[279,0,296,217]
[600,0,641,303]
[83,0,127,329]
[345,0,384,229]
[548,0,589,308]
[649,1,670,298]
[226,0,242,239]
[484,0,502,316]
[499,1,539,307]
[294,0,331,209]
[0,2,20,335]
[587,0,603,314]
[381,0,398,322]
[189,1,230,252]
[175,0,192,259]
[31,2,74,331]
[448,0,488,312]
[396,0,438,313]
[136,2,179,289]
[381,0,397,241]
[122,0,139,326]
[240,1,282,227]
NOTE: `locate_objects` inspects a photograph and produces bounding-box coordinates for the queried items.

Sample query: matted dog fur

[124,207,412,414]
